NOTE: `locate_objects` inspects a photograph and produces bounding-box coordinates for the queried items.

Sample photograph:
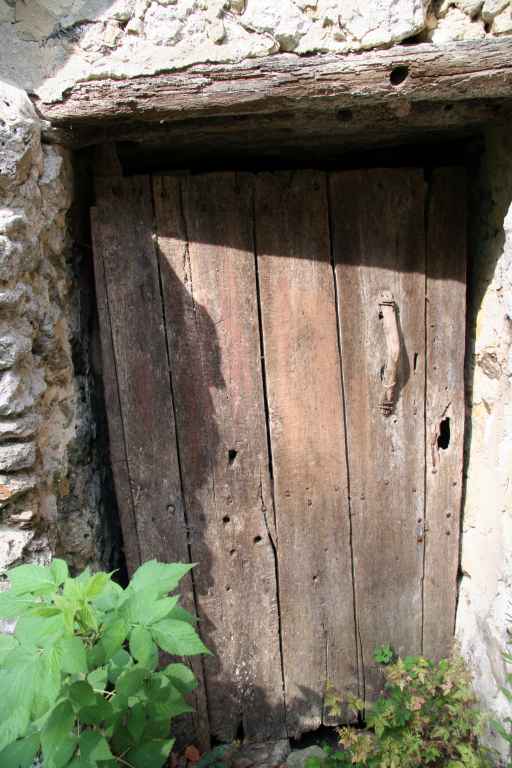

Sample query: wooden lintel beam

[36,38,512,130]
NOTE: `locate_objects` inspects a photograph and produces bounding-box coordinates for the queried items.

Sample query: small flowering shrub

[307,649,492,768]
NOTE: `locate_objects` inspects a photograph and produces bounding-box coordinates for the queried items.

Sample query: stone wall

[458,125,512,755]
[0,0,511,761]
[0,82,115,576]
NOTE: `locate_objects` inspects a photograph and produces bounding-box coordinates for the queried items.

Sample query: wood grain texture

[422,168,467,660]
[153,173,286,743]
[331,169,426,699]
[91,173,209,748]
[43,99,510,152]
[255,171,358,737]
[92,175,188,565]
[37,39,512,128]
[90,206,141,572]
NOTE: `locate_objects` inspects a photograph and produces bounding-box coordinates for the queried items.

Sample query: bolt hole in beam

[389,65,410,87]
[253,535,262,545]
[336,108,353,122]
[228,448,238,465]
[437,417,451,450]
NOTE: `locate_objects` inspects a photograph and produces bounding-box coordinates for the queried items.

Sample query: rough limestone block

[0,235,40,281]
[295,0,426,52]
[0,285,26,309]
[0,368,45,417]
[0,526,33,571]
[0,320,32,370]
[0,442,36,472]
[0,412,39,439]
[242,0,312,50]
[0,82,41,191]
[493,6,512,32]
[481,0,509,20]
[431,6,485,42]
[0,472,37,506]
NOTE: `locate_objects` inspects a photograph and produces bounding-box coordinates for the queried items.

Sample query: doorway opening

[86,138,472,745]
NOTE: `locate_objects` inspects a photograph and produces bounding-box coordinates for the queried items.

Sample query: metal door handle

[379,291,400,416]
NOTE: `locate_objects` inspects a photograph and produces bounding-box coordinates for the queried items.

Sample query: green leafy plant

[492,626,512,767]
[307,652,492,768]
[372,644,395,666]
[0,558,209,768]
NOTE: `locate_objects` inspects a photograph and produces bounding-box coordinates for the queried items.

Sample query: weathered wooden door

[91,165,466,744]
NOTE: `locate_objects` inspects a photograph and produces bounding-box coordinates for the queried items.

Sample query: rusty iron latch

[379,290,400,417]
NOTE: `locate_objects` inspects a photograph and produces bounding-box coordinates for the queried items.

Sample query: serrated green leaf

[85,573,111,600]
[79,698,114,727]
[41,701,77,768]
[69,681,97,708]
[0,592,35,620]
[144,596,179,625]
[101,617,127,657]
[59,636,88,675]
[92,580,124,613]
[145,676,192,719]
[79,731,113,763]
[107,648,132,684]
[151,619,209,656]
[127,702,146,744]
[53,595,77,635]
[87,642,106,669]
[116,666,147,697]
[129,626,157,667]
[63,578,85,602]
[50,559,69,586]
[31,649,62,719]
[164,662,198,694]
[0,648,40,749]
[122,592,180,627]
[88,666,108,691]
[0,705,31,754]
[76,568,92,584]
[168,605,198,625]
[0,633,18,663]
[28,606,62,618]
[9,565,57,597]
[77,603,98,633]
[110,723,132,756]
[125,738,174,768]
[0,734,40,768]
[15,614,65,649]
[130,560,193,595]
[142,718,172,741]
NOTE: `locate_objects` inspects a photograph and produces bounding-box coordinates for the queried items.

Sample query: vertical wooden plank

[423,168,467,660]
[91,207,141,572]
[92,175,188,565]
[90,174,209,747]
[153,173,286,743]
[330,169,426,699]
[255,171,358,738]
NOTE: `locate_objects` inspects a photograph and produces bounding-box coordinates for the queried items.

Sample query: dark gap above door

[117,135,481,176]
